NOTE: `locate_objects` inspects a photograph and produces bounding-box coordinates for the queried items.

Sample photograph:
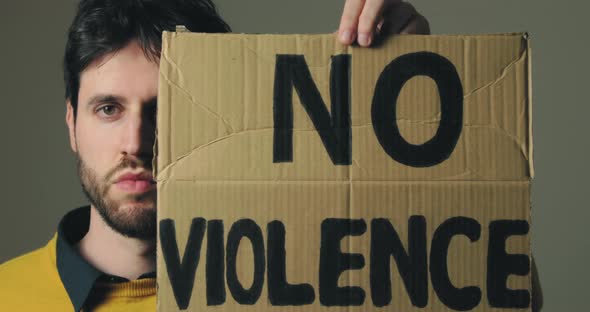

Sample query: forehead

[78,41,159,103]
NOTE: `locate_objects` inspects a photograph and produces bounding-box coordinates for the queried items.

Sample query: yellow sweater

[0,234,156,311]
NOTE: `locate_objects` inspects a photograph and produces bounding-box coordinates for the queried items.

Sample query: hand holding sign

[337,0,430,46]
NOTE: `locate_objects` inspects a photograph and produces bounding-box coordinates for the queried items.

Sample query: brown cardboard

[156,32,533,311]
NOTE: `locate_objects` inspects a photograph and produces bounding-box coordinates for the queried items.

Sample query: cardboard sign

[156,32,533,311]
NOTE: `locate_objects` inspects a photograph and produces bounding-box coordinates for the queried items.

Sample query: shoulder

[0,235,56,279]
[0,235,72,311]
[0,245,48,275]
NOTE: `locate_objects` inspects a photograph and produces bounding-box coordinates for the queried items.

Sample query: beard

[76,154,157,240]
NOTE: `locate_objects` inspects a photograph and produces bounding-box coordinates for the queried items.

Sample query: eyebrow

[86,94,126,107]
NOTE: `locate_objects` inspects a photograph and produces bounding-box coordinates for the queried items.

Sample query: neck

[76,206,156,280]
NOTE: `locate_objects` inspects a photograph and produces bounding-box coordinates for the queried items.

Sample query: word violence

[159,217,530,310]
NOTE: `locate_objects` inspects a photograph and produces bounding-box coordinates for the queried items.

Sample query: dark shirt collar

[56,206,155,312]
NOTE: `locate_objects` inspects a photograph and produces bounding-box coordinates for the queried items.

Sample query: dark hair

[64,0,231,113]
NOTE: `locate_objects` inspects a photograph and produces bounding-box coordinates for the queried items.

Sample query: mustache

[104,156,153,183]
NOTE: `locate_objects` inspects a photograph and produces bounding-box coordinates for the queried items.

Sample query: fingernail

[358,33,371,46]
[339,30,352,43]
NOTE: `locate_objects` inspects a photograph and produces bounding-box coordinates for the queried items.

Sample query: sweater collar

[55,206,155,312]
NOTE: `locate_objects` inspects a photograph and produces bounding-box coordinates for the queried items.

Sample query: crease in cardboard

[462,36,470,96]
[351,158,369,176]
[347,131,353,302]
[157,131,239,182]
[156,179,529,185]
[160,45,184,82]
[160,53,235,134]
[461,47,530,163]
[347,40,354,279]
[159,177,532,184]
[443,168,484,181]
[467,124,528,161]
[240,37,336,68]
[157,115,529,182]
[525,36,534,177]
[352,119,442,127]
[463,47,527,100]
[240,46,330,69]
[157,126,369,182]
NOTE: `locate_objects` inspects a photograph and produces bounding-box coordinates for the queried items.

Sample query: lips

[114,172,156,193]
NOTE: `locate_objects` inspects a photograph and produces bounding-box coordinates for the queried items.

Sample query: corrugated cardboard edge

[526,32,535,309]
[525,33,534,178]
[152,130,158,176]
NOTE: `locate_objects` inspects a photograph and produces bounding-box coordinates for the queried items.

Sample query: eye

[97,104,121,118]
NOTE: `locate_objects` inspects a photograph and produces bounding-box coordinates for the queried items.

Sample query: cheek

[75,118,120,173]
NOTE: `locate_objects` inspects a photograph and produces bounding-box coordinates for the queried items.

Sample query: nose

[121,104,156,163]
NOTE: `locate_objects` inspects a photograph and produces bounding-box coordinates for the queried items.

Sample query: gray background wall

[0,1,586,310]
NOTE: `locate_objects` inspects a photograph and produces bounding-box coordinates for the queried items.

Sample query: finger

[338,0,366,45]
[357,0,390,47]
[400,14,431,35]
[379,1,418,34]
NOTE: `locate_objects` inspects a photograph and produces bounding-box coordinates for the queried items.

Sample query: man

[0,0,429,311]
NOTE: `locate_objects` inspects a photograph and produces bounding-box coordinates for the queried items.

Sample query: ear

[66,101,78,153]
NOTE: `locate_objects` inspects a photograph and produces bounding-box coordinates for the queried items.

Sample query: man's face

[66,41,158,240]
